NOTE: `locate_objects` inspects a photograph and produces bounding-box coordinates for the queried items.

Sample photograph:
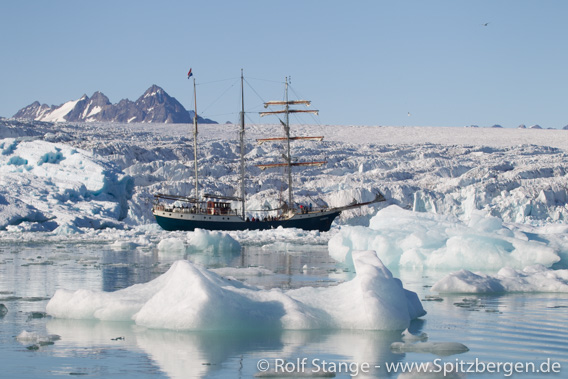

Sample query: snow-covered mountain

[13,85,217,124]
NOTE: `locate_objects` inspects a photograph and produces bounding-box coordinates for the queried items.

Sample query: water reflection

[4,240,568,378]
[46,318,405,378]
[100,247,244,293]
[101,250,158,291]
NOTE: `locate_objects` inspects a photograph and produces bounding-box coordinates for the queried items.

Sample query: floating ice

[46,250,425,331]
[210,267,273,279]
[156,229,241,255]
[187,228,241,253]
[392,328,467,357]
[53,223,84,235]
[432,265,568,293]
[229,227,328,248]
[110,240,139,250]
[157,237,186,253]
[402,328,428,342]
[329,205,561,271]
[16,330,60,344]
[390,341,469,356]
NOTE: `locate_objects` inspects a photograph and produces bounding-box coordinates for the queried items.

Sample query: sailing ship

[152,71,385,232]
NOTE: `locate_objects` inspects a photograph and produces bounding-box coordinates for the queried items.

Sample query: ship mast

[259,77,321,212]
[284,78,293,208]
[239,69,246,218]
[192,78,199,203]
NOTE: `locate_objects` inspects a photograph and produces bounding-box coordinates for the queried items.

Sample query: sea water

[1,241,567,378]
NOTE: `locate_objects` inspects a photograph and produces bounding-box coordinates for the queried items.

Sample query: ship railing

[153,202,240,216]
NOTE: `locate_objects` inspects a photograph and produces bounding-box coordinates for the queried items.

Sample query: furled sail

[260,109,319,117]
[256,136,324,144]
[263,100,311,107]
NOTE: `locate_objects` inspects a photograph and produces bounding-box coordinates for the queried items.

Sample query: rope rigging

[190,74,320,126]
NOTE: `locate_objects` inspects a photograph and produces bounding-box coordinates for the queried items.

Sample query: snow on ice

[0,136,133,232]
[186,228,241,253]
[432,264,568,293]
[329,205,562,271]
[155,229,241,253]
[46,250,425,331]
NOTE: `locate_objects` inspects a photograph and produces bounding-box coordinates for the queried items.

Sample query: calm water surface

[1,241,567,378]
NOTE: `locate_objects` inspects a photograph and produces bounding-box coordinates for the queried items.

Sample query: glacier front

[0,137,133,232]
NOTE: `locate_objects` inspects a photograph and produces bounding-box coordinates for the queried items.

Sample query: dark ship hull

[153,208,341,232]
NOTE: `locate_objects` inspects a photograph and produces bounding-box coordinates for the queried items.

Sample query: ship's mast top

[239,69,246,218]
[284,78,293,207]
[259,77,320,212]
[192,77,199,203]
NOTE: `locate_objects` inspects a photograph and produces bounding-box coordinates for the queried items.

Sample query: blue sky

[1,0,567,128]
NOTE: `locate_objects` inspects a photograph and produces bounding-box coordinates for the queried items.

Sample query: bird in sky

[482,22,490,26]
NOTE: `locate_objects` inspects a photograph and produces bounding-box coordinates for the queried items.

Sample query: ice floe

[46,250,425,331]
[157,237,186,253]
[210,266,274,279]
[390,341,469,356]
[156,229,240,254]
[392,329,468,357]
[329,205,561,271]
[401,328,428,342]
[187,228,241,253]
[432,264,568,293]
[16,330,60,345]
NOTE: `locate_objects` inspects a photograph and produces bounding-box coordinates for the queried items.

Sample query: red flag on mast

[187,68,193,79]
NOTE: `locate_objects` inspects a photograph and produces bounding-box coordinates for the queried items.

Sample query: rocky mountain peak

[90,91,111,106]
[13,86,217,124]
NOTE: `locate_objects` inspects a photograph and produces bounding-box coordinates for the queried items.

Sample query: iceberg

[432,265,568,293]
[187,228,241,254]
[329,205,561,271]
[401,328,428,342]
[46,250,425,331]
[157,237,186,253]
[15,330,61,345]
[391,328,468,357]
